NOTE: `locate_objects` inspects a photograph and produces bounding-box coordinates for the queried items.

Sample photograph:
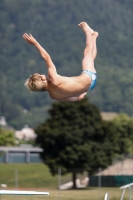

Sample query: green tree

[35,98,129,188]
[0,128,15,146]
[112,114,133,154]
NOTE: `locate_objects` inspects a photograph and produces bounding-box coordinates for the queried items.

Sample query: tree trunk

[72,171,77,189]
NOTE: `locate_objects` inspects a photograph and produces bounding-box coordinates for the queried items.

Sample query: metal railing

[104,182,133,200]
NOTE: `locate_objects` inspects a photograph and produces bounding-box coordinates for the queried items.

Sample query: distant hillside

[1,0,133,128]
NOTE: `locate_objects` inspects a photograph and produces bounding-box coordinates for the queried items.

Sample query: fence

[89,175,133,187]
[1,167,133,189]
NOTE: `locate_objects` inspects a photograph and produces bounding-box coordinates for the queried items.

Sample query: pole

[15,169,18,189]
[15,169,18,200]
[98,168,101,200]
[58,168,61,200]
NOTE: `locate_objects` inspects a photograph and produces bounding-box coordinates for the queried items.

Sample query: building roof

[96,158,133,175]
[0,146,43,152]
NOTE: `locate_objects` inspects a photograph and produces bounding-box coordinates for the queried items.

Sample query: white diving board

[0,190,49,196]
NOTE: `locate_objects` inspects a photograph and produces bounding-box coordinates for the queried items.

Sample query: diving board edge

[0,190,49,196]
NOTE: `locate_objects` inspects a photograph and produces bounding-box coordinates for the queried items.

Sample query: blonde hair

[25,73,47,92]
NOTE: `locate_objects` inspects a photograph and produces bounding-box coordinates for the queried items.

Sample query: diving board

[0,190,49,196]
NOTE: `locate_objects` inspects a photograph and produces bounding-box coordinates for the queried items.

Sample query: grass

[0,163,72,188]
[0,164,131,200]
[0,188,131,200]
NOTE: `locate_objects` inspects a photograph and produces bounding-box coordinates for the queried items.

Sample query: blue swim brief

[82,70,97,90]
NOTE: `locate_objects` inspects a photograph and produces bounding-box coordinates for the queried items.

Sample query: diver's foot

[78,22,94,34]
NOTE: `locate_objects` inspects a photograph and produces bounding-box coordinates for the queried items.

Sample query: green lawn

[0,164,131,200]
[0,188,131,200]
[0,163,71,188]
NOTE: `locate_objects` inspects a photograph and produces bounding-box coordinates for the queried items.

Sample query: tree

[0,128,15,146]
[112,114,133,154]
[35,97,129,189]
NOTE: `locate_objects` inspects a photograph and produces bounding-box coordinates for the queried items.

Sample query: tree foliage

[35,97,129,188]
[0,127,15,146]
[112,114,133,153]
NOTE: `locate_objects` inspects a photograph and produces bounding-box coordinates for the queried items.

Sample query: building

[0,145,43,163]
[96,158,133,175]
[0,116,7,126]
[15,125,36,141]
[89,158,133,187]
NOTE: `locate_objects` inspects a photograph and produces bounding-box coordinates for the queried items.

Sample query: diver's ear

[41,76,45,81]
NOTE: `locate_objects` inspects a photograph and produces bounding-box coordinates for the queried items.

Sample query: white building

[15,125,36,141]
[0,116,7,126]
